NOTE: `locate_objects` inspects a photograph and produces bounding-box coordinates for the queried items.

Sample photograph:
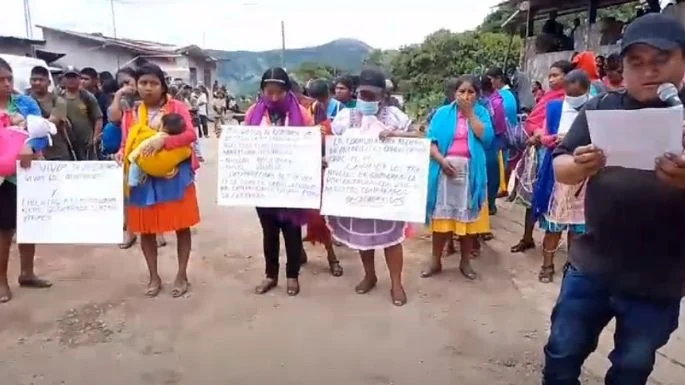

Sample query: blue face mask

[356,100,379,116]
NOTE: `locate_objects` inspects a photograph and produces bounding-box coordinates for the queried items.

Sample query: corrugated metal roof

[36,25,217,61]
[0,35,45,45]
[499,0,637,14]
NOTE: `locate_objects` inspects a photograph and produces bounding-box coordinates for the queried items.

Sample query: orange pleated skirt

[128,184,200,234]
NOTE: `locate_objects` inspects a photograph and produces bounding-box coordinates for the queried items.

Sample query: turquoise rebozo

[532,100,562,219]
[425,102,494,225]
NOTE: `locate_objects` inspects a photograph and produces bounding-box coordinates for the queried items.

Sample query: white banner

[321,136,430,223]
[217,125,322,208]
[16,161,124,244]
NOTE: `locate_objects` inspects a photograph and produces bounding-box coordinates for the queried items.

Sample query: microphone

[657,83,683,107]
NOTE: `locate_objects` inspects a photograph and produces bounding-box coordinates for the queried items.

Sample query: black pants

[256,207,302,279]
[198,115,209,138]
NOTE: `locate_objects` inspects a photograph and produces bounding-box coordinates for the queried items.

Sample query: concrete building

[37,25,217,86]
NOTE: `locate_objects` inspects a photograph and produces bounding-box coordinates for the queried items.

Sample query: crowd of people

[2,11,685,385]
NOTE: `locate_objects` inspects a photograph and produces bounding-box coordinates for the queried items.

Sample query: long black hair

[0,58,12,73]
[479,75,494,94]
[115,67,136,87]
[551,60,574,75]
[135,63,169,95]
[0,58,13,97]
[260,67,291,91]
[454,74,481,96]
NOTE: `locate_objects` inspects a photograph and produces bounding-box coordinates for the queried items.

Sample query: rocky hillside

[208,39,372,95]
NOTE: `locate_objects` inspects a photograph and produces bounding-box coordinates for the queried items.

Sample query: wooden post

[526,7,536,38]
[587,0,598,50]
[588,0,598,24]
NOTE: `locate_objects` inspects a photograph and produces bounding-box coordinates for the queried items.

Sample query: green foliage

[389,30,522,120]
[362,49,399,69]
[208,39,372,95]
[290,62,344,83]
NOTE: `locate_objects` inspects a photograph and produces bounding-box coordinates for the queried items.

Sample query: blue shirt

[326,99,342,119]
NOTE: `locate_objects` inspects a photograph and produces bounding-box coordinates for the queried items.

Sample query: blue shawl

[425,102,494,224]
[532,100,562,219]
[499,88,518,127]
[12,94,41,118]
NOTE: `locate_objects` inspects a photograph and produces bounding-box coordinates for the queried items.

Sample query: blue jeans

[543,264,681,385]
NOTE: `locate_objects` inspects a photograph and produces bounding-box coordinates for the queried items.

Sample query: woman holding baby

[116,63,200,298]
[0,58,53,303]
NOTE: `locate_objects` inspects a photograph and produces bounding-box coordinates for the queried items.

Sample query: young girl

[422,75,494,280]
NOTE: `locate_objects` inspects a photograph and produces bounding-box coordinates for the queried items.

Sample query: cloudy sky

[2,0,503,51]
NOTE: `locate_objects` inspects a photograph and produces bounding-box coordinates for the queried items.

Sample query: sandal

[459,264,478,280]
[286,278,300,296]
[391,286,407,307]
[510,239,535,253]
[328,260,343,277]
[420,263,442,278]
[355,277,377,294]
[171,279,190,298]
[0,286,11,303]
[255,278,278,295]
[145,279,162,297]
[119,234,137,249]
[538,265,555,283]
[156,235,167,248]
[481,233,494,241]
[18,276,52,288]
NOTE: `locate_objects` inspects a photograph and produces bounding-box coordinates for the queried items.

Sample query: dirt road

[0,137,627,385]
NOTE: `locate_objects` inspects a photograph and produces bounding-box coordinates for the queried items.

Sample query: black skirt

[0,180,17,231]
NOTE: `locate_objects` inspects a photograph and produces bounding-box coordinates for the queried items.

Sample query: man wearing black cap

[542,13,685,385]
[61,67,103,160]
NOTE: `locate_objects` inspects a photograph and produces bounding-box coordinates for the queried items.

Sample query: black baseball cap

[357,68,386,95]
[621,13,685,55]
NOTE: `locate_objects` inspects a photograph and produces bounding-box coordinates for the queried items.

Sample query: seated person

[127,113,190,186]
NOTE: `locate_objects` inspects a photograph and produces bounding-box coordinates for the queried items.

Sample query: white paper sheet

[16,161,124,244]
[217,125,322,208]
[321,136,430,223]
[587,107,683,170]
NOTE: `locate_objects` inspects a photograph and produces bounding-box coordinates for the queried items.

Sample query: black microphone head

[657,82,680,103]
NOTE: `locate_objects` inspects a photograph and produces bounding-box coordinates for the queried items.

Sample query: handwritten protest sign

[321,136,430,222]
[16,161,124,244]
[217,125,322,208]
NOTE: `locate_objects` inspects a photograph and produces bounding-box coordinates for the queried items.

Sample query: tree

[362,49,398,71]
[390,30,522,118]
[290,62,343,83]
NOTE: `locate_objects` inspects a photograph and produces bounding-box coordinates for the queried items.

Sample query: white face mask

[565,94,589,109]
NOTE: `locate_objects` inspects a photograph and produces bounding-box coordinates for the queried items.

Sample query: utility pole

[280,20,286,69]
[110,0,120,68]
[23,0,33,39]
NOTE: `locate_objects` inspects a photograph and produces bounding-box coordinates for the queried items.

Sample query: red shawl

[524,88,565,135]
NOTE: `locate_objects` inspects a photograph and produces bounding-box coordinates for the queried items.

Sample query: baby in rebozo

[127,113,190,186]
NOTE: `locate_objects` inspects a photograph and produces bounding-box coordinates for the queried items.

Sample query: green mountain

[207,39,373,95]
